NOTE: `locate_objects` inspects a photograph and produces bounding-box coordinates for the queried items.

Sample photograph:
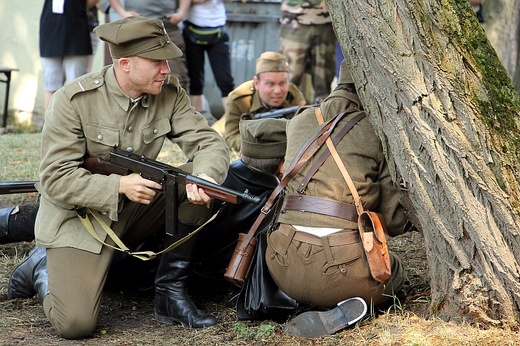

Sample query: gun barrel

[0,181,38,195]
[187,174,261,204]
[254,103,319,120]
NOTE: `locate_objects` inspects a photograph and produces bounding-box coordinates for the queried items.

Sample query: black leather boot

[7,246,49,303]
[0,206,15,244]
[154,223,217,328]
[0,205,37,244]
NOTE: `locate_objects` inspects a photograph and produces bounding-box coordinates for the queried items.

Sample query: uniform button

[126,147,133,153]
[153,128,158,134]
[94,79,100,85]
[127,126,133,132]
[97,134,103,140]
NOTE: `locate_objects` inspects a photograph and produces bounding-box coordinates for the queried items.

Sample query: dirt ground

[0,219,431,346]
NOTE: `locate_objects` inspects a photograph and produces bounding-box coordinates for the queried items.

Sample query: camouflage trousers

[164,23,190,93]
[279,22,336,103]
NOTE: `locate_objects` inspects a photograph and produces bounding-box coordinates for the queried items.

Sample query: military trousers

[266,223,406,308]
[42,165,212,339]
[279,22,336,103]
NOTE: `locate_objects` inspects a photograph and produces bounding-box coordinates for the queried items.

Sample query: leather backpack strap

[315,107,364,215]
[298,109,365,193]
[315,108,392,282]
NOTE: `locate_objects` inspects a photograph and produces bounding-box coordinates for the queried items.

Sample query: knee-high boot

[154,223,217,328]
[0,205,37,244]
[7,246,49,303]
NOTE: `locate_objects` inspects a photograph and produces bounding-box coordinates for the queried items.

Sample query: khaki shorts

[41,56,89,91]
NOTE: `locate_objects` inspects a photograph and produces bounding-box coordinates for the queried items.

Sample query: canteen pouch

[358,211,391,282]
[224,233,258,287]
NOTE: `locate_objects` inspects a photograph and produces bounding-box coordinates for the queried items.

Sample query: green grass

[0,133,41,181]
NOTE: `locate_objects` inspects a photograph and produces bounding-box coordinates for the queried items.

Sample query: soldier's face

[253,72,289,108]
[125,57,171,97]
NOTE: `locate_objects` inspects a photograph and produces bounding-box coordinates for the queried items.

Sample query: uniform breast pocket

[142,118,171,144]
[85,123,120,155]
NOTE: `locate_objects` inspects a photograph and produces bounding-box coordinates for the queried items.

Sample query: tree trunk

[327,0,520,326]
[482,0,520,92]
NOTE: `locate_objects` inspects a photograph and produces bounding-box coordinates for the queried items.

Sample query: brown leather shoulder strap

[240,110,351,245]
[298,110,365,193]
[281,195,358,222]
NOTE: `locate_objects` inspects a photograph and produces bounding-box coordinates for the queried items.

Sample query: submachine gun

[84,148,261,235]
[1,149,261,236]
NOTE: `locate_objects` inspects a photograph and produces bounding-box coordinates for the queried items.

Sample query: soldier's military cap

[338,58,355,85]
[256,52,289,75]
[94,16,182,60]
[240,118,288,159]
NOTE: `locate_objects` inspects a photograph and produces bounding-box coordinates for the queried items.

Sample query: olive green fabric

[240,118,288,159]
[266,86,410,308]
[337,58,354,85]
[255,51,289,75]
[223,81,305,152]
[35,66,229,254]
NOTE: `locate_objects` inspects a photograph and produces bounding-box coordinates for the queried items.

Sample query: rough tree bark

[482,0,520,92]
[326,0,520,326]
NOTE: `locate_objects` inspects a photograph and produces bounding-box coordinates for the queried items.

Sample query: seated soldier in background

[212,51,305,152]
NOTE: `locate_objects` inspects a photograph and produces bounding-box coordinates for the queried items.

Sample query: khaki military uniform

[35,65,229,337]
[266,89,409,308]
[221,80,305,152]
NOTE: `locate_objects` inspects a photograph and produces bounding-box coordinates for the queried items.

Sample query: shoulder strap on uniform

[63,75,105,99]
[297,109,365,193]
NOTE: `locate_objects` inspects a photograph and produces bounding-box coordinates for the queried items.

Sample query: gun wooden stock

[0,181,38,194]
[82,156,130,176]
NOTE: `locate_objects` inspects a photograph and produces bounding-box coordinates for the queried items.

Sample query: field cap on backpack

[256,52,289,75]
[240,118,288,159]
[94,16,182,60]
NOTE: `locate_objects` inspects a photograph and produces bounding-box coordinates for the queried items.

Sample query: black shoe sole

[284,297,368,338]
